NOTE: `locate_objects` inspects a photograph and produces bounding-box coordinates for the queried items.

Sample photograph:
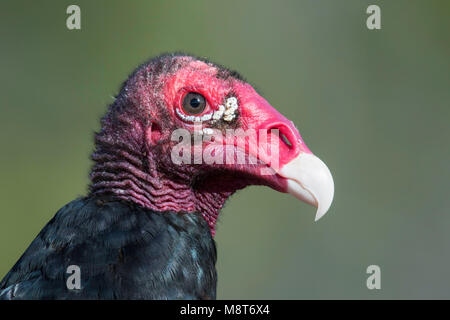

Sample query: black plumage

[0,196,217,299]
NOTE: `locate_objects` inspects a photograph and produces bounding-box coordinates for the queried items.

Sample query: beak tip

[314,180,334,222]
[314,202,332,222]
[279,153,334,222]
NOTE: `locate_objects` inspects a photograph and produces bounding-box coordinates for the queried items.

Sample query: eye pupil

[182,92,206,115]
[190,98,201,108]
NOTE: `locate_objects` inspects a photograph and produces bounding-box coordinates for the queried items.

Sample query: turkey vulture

[0,53,334,299]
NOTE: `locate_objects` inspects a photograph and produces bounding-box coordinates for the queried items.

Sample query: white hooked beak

[278,153,334,221]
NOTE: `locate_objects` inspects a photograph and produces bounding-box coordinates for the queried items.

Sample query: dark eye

[182,92,206,115]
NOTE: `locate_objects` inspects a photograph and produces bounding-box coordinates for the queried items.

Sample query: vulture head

[90,53,334,236]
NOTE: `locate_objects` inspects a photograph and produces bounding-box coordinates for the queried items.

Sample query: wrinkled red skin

[90,55,311,236]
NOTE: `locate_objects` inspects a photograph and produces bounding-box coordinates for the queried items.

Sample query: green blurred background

[0,0,449,299]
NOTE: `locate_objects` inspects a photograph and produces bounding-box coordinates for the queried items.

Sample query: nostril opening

[267,126,294,149]
[280,133,292,148]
